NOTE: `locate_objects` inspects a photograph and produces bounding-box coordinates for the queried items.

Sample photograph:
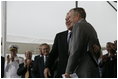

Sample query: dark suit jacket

[17,61,33,78]
[32,55,48,78]
[66,19,101,78]
[45,30,69,78]
[1,56,5,78]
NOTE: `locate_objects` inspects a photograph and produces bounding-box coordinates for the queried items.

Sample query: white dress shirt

[67,30,72,43]
[4,56,23,78]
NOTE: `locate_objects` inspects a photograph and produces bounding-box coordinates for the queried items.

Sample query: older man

[44,12,74,78]
[32,43,50,78]
[64,7,101,78]
[17,51,33,78]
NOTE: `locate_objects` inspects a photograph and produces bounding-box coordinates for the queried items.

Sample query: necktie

[67,31,72,44]
[67,31,72,55]
[44,56,46,65]
[25,69,29,78]
[44,56,48,65]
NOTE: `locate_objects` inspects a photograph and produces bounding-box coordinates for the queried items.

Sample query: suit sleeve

[17,63,27,76]
[66,23,87,74]
[1,57,5,78]
[32,56,40,78]
[45,34,59,70]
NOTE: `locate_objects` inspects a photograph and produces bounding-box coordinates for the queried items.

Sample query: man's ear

[77,14,81,20]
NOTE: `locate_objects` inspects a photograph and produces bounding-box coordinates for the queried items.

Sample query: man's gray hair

[70,7,86,19]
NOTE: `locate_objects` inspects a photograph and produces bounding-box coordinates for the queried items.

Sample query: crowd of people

[1,7,117,78]
[99,40,117,78]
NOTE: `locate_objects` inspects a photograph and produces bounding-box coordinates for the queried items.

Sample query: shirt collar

[78,18,84,23]
[68,30,72,34]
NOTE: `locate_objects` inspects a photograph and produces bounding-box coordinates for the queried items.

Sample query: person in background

[100,42,117,78]
[1,39,5,78]
[113,40,117,51]
[32,43,50,78]
[4,45,24,78]
[1,56,5,78]
[17,51,33,78]
[64,7,101,78]
[44,11,74,78]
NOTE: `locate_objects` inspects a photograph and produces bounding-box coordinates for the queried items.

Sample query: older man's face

[65,10,80,30]
[25,51,32,59]
[10,49,17,57]
[41,45,50,56]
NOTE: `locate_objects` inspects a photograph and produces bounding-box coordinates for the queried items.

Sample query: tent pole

[107,1,117,12]
[2,1,7,57]
[75,1,78,8]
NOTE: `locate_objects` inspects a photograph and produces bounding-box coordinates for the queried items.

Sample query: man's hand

[64,73,71,78]
[27,59,32,67]
[93,44,100,53]
[24,59,27,67]
[7,55,10,64]
[102,55,109,62]
[44,68,51,78]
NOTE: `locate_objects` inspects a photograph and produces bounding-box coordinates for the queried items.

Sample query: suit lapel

[64,31,69,55]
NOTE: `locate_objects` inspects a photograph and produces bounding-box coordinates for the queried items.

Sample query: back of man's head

[70,7,86,19]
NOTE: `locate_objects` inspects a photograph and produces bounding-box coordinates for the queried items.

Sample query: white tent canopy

[2,1,117,55]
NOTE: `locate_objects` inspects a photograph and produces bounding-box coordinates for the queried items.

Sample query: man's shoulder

[76,20,95,32]
[56,30,68,36]
[34,55,41,60]
[1,56,4,60]
[19,62,24,66]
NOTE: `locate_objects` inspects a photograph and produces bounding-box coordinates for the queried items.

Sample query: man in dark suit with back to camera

[44,11,74,78]
[64,7,101,78]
